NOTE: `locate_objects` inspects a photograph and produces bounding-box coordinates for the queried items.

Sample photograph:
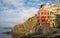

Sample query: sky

[0,0,60,27]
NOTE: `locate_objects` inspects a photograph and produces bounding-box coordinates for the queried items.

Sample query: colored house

[37,10,50,26]
[49,11,56,27]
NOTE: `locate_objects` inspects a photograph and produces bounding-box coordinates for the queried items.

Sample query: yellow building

[49,11,56,27]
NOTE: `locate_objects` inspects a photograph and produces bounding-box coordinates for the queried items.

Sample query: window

[48,16,49,18]
[50,12,54,15]
[41,12,43,14]
[41,19,46,22]
[41,16,45,19]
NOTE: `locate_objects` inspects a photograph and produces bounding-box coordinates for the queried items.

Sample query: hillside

[48,3,60,14]
[12,14,37,35]
[12,3,60,36]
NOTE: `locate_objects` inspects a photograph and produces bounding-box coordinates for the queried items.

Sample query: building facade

[37,10,50,26]
[49,11,56,27]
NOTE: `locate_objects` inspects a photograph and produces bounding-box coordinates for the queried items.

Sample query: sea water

[0,27,12,38]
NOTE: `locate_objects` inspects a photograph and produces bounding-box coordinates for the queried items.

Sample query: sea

[0,27,12,38]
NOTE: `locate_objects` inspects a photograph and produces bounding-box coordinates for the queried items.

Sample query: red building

[37,10,50,26]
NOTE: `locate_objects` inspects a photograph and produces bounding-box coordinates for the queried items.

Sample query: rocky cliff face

[12,3,60,36]
[48,3,60,14]
[12,15,37,35]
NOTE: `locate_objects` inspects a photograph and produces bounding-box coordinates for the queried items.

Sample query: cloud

[0,7,38,27]
[24,0,46,8]
[0,0,56,27]
[56,0,60,3]
[2,0,24,6]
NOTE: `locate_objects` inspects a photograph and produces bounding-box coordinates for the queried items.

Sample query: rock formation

[12,15,37,35]
[12,3,60,38]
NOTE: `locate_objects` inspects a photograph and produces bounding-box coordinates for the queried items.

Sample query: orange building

[37,10,50,26]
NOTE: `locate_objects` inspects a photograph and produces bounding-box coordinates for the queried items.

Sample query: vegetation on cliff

[12,14,37,35]
[12,3,60,36]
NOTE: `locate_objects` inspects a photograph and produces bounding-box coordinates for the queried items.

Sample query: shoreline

[2,31,11,35]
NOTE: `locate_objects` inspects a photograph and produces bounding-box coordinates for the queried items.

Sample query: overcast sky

[0,0,59,27]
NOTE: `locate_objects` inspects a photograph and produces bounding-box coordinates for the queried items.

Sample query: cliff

[48,3,60,14]
[12,15,37,35]
[12,3,60,36]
